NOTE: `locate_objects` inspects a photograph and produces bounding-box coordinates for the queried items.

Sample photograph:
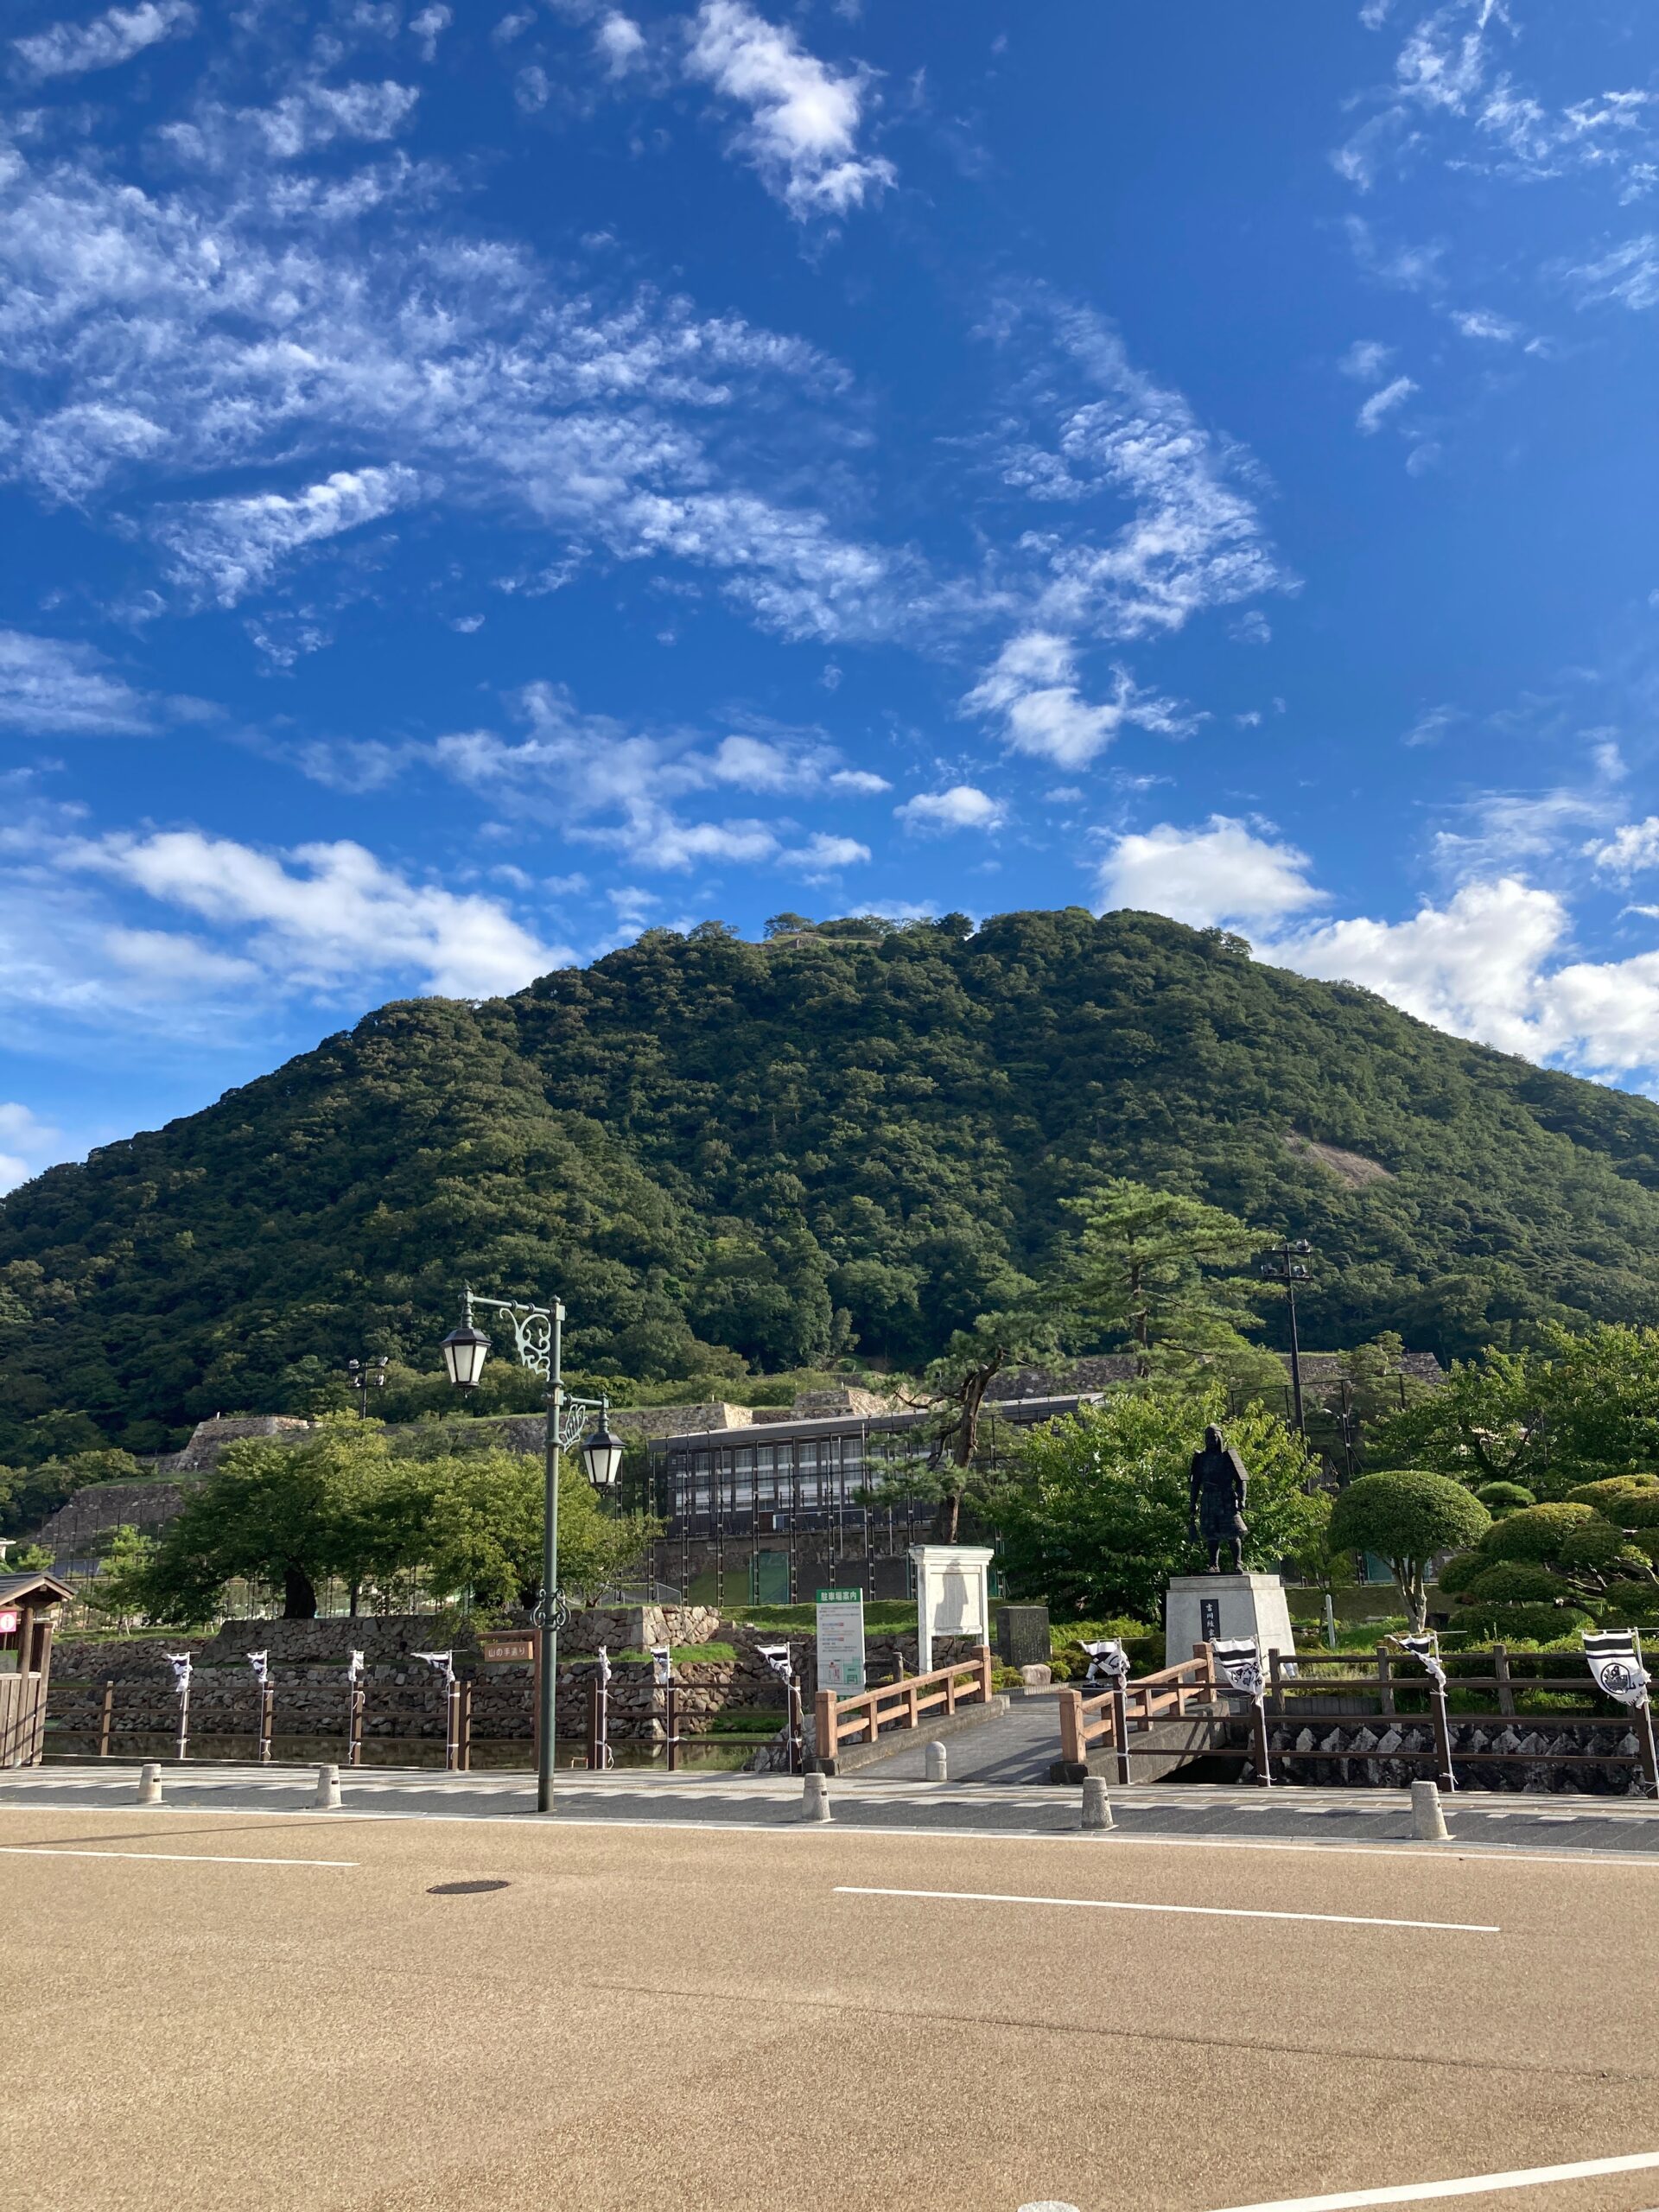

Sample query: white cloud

[1571,237,1659,314]
[1357,373,1418,432]
[64,831,568,998]
[896,785,1005,835]
[0,131,888,640]
[1587,818,1659,879]
[435,685,883,874]
[994,297,1289,644]
[0,630,154,734]
[1452,308,1521,340]
[781,830,870,874]
[596,11,645,74]
[155,466,424,606]
[410,6,451,62]
[684,0,896,219]
[12,0,194,79]
[964,630,1189,767]
[1339,338,1395,380]
[0,1102,64,1194]
[1096,816,1327,931]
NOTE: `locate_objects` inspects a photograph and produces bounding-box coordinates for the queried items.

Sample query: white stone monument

[908,1544,995,1674]
[1165,1573,1296,1672]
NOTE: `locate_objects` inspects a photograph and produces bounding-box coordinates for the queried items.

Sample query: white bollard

[802,1770,832,1822]
[1411,1778,1450,1841]
[313,1762,342,1810]
[1081,1775,1115,1831]
[925,1739,948,1783]
[136,1762,162,1806]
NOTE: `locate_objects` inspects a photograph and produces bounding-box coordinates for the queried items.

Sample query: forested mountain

[10,904,1659,1455]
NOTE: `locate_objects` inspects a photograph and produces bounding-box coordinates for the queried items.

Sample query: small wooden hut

[0,1571,74,1767]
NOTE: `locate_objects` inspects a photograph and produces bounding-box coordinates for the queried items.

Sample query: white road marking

[1206,2145,1659,2209]
[0,1846,356,1866]
[836,1885,1498,1933]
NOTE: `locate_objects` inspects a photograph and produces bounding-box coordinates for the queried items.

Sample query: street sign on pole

[815,1587,866,1694]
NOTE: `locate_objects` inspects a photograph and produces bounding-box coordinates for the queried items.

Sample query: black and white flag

[346,1649,365,1686]
[1584,1630,1652,1708]
[1081,1638,1129,1687]
[166,1653,193,1694]
[1212,1636,1264,1703]
[1391,1633,1447,1689]
[650,1643,673,1686]
[757,1643,793,1684]
[594,1643,612,1686]
[246,1649,270,1685]
[413,1649,455,1686]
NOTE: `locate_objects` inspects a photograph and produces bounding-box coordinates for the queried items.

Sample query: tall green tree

[1326,1470,1491,1632]
[414,1450,658,1609]
[1044,1179,1268,1382]
[994,1386,1325,1623]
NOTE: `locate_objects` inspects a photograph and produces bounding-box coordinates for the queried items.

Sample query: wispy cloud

[1357,373,1418,433]
[12,0,194,80]
[0,630,156,734]
[684,1,895,219]
[155,467,425,606]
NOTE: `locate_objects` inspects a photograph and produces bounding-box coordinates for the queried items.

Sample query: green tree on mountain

[1044,1179,1268,1382]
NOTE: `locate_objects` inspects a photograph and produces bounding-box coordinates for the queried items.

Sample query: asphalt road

[9,1760,1659,1859]
[5,1778,1659,2212]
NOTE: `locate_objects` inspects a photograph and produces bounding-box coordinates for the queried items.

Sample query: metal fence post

[258,1683,275,1764]
[1113,1677,1132,1788]
[587,1675,601,1771]
[1429,1677,1457,1792]
[665,1682,678,1773]
[458,1681,473,1772]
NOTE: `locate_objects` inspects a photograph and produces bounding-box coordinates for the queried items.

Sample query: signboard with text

[815,1587,866,1694]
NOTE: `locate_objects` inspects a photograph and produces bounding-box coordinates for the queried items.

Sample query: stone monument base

[1165,1573,1296,1672]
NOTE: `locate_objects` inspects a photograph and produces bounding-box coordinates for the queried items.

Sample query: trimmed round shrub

[1598,1580,1659,1623]
[1459,1561,1560,1606]
[1474,1482,1535,1518]
[1434,1550,1484,1597]
[1460,1599,1594,1642]
[1565,1476,1659,1511]
[1558,1522,1654,1576]
[1329,1470,1491,1561]
[1618,1494,1659,1529]
[1478,1502,1598,1562]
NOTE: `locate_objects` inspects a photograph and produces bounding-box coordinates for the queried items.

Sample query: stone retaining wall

[1262,1716,1651,1795]
[45,1616,988,1746]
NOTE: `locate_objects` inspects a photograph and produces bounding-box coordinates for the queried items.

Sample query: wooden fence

[1060,1642,1659,1793]
[814,1648,995,1765]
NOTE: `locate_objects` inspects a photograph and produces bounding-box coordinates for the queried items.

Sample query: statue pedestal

[1165,1574,1296,1672]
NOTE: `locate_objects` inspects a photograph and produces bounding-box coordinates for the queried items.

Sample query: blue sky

[3,0,1659,1187]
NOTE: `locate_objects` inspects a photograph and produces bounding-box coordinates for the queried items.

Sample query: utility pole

[1260,1238,1314,1439]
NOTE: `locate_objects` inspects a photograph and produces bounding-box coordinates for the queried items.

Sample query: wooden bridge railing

[814,1648,995,1765]
[1058,1646,1219,1779]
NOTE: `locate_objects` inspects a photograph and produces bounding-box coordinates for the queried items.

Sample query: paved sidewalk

[7,1759,1659,1859]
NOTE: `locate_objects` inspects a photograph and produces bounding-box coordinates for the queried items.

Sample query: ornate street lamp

[581,1421,626,1492]
[440,1288,618,1813]
[439,1323,492,1390]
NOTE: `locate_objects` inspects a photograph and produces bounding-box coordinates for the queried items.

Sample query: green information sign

[815,1588,866,1694]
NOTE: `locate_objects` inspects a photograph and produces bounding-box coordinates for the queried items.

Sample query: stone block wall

[45,1615,989,1747]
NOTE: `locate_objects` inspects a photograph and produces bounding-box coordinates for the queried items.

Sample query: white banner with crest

[1583,1630,1651,1708]
[1211,1636,1264,1703]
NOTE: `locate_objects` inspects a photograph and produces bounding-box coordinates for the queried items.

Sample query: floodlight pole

[1260,1238,1314,1439]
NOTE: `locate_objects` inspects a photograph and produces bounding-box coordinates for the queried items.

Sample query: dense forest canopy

[10,904,1659,1457]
